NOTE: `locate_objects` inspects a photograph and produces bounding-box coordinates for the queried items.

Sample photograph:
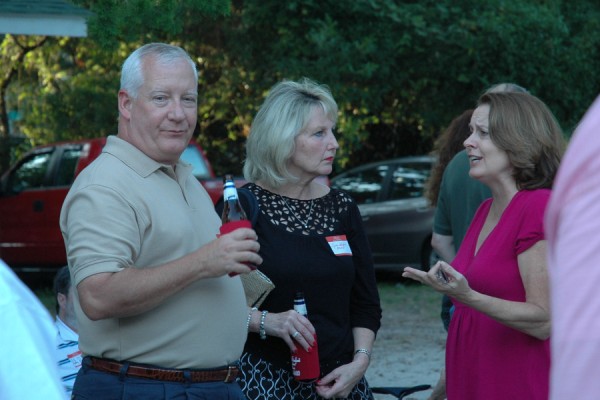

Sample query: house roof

[0,0,93,37]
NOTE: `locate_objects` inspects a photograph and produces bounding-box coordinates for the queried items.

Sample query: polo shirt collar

[103,135,191,179]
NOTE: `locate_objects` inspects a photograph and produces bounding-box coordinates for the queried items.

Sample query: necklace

[280,195,314,229]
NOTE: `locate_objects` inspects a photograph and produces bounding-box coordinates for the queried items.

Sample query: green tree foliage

[81,0,230,49]
[17,37,121,141]
[0,0,233,173]
[229,0,600,170]
[0,35,48,171]
[1,0,598,177]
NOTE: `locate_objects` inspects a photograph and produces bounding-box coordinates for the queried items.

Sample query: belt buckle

[224,365,234,382]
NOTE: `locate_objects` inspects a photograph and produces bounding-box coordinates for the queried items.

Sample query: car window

[332,165,388,204]
[6,150,54,192]
[181,144,211,179]
[389,162,431,200]
[55,147,82,186]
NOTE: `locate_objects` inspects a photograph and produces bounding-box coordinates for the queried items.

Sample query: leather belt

[88,357,239,383]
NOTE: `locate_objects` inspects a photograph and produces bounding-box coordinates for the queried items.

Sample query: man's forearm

[431,232,456,262]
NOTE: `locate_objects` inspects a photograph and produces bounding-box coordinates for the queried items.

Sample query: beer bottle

[220,175,254,276]
[221,174,249,225]
[291,292,320,381]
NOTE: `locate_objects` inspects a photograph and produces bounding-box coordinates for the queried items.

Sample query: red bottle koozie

[220,219,252,235]
[219,220,256,276]
[291,333,320,381]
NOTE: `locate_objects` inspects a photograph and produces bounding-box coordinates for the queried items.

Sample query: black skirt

[238,352,374,400]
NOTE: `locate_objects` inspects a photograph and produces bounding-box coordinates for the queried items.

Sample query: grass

[376,279,442,319]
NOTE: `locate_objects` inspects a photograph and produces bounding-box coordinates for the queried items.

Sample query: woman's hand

[403,260,471,298]
[315,355,369,399]
[405,243,551,339]
[259,309,316,352]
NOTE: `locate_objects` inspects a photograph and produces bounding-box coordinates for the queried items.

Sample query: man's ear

[57,292,67,310]
[118,90,133,118]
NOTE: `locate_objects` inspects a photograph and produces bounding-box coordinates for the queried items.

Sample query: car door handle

[33,200,44,212]
[416,206,430,213]
[362,215,370,221]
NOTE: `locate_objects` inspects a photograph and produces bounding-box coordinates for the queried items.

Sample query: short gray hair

[243,78,338,188]
[120,43,198,99]
[485,82,528,94]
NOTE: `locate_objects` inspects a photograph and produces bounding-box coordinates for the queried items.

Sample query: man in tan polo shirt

[60,42,262,399]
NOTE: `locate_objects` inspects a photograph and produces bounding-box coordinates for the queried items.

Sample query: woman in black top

[241,78,382,399]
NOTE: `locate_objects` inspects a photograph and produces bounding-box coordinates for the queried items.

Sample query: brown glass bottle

[221,174,248,224]
[291,292,320,381]
[220,175,254,276]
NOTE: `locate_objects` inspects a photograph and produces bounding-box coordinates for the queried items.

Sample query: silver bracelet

[354,348,371,360]
[246,307,257,332]
[259,310,268,340]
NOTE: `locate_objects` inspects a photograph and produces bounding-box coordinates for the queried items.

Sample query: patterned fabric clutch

[241,269,275,308]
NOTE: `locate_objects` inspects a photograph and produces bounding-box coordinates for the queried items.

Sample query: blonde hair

[243,78,338,188]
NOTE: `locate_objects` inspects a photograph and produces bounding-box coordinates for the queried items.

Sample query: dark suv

[330,156,435,271]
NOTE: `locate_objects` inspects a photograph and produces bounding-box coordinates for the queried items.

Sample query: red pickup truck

[0,137,243,274]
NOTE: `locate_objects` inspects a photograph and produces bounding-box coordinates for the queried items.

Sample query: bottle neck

[294,301,307,316]
[224,185,238,201]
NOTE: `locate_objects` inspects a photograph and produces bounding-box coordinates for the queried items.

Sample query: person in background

[425,109,490,400]
[427,83,526,400]
[60,43,262,400]
[53,265,81,395]
[239,78,382,399]
[428,109,490,327]
[426,108,477,211]
[404,91,565,399]
[0,259,66,400]
[545,95,600,400]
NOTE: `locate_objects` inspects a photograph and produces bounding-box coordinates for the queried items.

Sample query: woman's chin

[468,170,485,181]
[318,166,333,176]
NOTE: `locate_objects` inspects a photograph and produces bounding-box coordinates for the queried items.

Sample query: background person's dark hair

[53,266,71,315]
[426,109,474,206]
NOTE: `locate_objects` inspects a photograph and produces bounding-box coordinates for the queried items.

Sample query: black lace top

[248,182,346,236]
[243,183,382,375]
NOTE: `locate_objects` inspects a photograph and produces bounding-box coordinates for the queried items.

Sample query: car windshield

[389,163,431,200]
[332,159,432,205]
[331,165,387,204]
[181,145,212,179]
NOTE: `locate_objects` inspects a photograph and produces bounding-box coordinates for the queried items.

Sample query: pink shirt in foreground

[546,95,600,400]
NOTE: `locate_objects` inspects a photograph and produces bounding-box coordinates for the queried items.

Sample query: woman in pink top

[404,92,565,400]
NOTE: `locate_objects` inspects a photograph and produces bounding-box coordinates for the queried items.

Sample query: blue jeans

[73,360,246,400]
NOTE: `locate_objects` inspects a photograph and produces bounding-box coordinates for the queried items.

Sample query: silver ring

[436,269,449,284]
[292,331,300,338]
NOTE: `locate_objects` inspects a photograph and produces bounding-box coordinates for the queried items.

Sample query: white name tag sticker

[326,235,352,256]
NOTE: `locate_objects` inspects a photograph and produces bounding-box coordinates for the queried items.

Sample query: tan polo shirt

[60,136,247,369]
